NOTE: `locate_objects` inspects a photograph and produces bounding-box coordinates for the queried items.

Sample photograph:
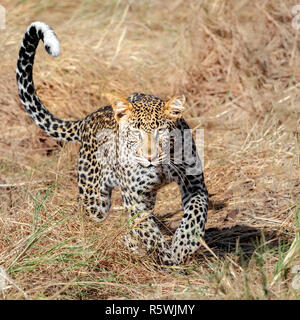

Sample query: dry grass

[0,0,299,299]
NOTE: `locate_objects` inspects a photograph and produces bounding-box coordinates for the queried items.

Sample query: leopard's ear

[165,95,186,119]
[103,93,132,122]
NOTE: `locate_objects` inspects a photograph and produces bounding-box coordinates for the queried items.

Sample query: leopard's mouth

[139,160,160,168]
[136,157,161,168]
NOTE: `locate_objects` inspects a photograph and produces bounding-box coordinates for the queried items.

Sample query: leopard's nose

[144,155,153,161]
[143,153,157,161]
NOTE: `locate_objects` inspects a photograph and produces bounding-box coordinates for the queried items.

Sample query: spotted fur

[16,22,209,265]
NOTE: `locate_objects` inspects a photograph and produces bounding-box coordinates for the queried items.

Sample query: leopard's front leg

[122,189,173,265]
[171,172,209,264]
[77,145,118,221]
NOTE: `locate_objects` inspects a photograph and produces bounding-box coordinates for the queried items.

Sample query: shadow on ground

[199,224,289,266]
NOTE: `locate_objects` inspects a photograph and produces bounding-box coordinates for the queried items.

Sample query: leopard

[16,21,209,265]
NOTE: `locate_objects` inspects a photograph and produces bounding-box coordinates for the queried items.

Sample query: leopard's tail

[16,22,82,142]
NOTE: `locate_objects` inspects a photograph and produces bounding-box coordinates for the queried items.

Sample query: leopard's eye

[156,128,168,141]
[130,129,141,138]
[158,128,168,136]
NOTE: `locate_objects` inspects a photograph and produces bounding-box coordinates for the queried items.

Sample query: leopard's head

[105,92,185,167]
